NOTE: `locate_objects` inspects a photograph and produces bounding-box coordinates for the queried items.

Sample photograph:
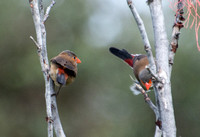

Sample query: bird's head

[59,50,81,64]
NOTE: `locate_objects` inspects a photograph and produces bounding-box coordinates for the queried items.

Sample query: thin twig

[135,84,159,117]
[43,0,56,23]
[169,0,185,76]
[30,36,41,51]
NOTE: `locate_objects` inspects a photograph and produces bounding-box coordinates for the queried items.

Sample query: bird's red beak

[145,83,151,90]
[145,80,152,90]
[76,57,81,64]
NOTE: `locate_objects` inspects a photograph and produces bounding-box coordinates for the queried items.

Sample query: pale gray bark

[126,0,182,137]
[29,0,66,137]
[154,126,162,137]
[149,0,176,136]
[51,81,66,137]
[169,0,185,76]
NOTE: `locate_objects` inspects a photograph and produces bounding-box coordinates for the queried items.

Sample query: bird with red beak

[109,47,152,94]
[50,50,81,96]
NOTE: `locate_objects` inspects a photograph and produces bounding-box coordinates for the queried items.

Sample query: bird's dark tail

[109,47,132,60]
[56,73,66,85]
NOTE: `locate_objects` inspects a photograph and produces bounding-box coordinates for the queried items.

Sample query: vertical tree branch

[29,0,66,136]
[51,82,66,137]
[169,0,185,76]
[154,126,162,137]
[148,0,176,137]
[29,0,53,136]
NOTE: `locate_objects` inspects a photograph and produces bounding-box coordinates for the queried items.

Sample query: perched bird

[50,50,81,95]
[109,47,152,94]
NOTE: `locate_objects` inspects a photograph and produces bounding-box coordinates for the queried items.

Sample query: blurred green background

[0,0,200,136]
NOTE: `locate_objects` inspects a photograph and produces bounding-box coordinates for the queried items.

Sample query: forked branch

[126,1,163,136]
[126,0,156,74]
[43,0,56,23]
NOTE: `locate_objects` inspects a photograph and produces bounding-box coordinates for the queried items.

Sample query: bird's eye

[73,56,76,60]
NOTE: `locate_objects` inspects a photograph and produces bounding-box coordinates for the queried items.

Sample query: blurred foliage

[0,0,200,137]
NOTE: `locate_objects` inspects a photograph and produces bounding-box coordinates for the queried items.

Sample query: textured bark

[29,0,53,136]
[149,0,176,137]
[29,0,66,136]
[127,0,178,136]
[169,0,185,76]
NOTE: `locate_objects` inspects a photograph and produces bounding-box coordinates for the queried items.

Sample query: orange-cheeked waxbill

[109,47,152,92]
[50,50,81,95]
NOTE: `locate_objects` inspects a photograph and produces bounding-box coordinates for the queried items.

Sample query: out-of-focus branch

[126,0,156,75]
[43,0,56,23]
[134,83,162,137]
[29,0,66,137]
[169,0,185,76]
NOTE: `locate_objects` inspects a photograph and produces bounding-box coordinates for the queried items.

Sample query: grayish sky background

[85,0,172,46]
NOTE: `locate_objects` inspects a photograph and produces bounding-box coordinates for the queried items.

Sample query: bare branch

[30,36,41,51]
[127,0,178,136]
[149,0,176,136]
[51,94,66,137]
[126,1,162,136]
[29,0,54,136]
[135,84,159,118]
[43,0,56,23]
[29,0,66,136]
[126,0,156,74]
[154,126,162,137]
[169,0,185,76]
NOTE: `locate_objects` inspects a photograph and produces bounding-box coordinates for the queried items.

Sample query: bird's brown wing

[51,56,75,71]
[133,55,149,81]
[133,55,147,65]
[51,56,77,77]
